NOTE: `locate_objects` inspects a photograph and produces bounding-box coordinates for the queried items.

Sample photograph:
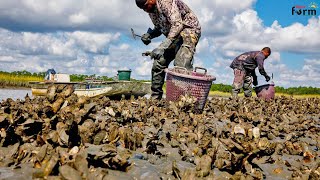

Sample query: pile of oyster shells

[0,84,319,180]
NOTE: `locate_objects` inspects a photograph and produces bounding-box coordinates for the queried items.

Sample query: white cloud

[0,0,320,87]
[193,58,204,68]
[135,60,153,76]
[69,13,89,25]
[0,0,148,32]
[67,31,119,53]
[93,56,110,67]
[0,55,16,62]
[233,10,263,33]
[196,38,209,53]
[269,17,320,53]
[0,29,75,57]
[301,59,320,80]
[269,52,281,63]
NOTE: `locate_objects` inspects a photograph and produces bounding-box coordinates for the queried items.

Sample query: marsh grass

[0,74,43,87]
[275,93,320,99]
[209,91,320,98]
[1,72,319,99]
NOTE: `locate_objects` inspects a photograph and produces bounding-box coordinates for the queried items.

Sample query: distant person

[45,69,56,81]
[135,0,201,100]
[230,47,271,97]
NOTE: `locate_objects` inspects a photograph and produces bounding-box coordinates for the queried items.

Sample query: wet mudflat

[0,84,319,180]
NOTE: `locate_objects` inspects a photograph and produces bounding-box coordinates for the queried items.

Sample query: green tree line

[275,86,320,95]
[69,74,114,82]
[210,83,320,95]
[0,70,46,77]
[0,70,147,82]
[0,71,45,87]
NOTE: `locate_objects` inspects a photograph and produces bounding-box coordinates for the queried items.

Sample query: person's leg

[243,75,253,97]
[151,47,176,99]
[174,28,200,70]
[231,69,245,97]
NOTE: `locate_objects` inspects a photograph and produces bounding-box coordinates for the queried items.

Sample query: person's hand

[265,75,271,82]
[141,33,151,45]
[253,76,258,86]
[151,47,165,59]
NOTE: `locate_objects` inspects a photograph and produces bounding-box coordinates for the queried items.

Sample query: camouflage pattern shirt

[230,51,267,75]
[149,0,201,39]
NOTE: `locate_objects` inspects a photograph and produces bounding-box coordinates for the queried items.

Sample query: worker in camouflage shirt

[135,0,201,100]
[230,47,271,97]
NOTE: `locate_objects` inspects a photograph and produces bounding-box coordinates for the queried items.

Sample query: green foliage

[69,74,151,82]
[275,86,320,95]
[210,83,232,93]
[131,78,151,82]
[0,70,44,87]
[209,83,320,95]
[0,70,46,78]
[69,74,89,82]
[69,74,114,82]
[1,70,320,95]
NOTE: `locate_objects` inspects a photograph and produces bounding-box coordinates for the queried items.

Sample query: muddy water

[0,89,32,101]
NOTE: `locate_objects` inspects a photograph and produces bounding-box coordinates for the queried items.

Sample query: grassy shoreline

[1,77,320,99]
[0,85,31,89]
[209,91,320,98]
[1,71,320,96]
[0,74,42,89]
[0,74,40,90]
[1,86,319,99]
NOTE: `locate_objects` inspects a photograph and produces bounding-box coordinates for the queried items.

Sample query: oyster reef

[0,84,319,179]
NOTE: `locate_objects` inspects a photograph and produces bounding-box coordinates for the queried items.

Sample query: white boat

[73,87,113,97]
[30,81,151,98]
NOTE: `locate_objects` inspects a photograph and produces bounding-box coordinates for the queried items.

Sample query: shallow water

[0,89,32,101]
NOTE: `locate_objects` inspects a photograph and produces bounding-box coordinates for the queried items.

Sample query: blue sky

[0,0,319,87]
[255,0,313,26]
[255,0,319,84]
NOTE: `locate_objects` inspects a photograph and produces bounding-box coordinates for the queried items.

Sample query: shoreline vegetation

[1,70,320,97]
[209,91,320,98]
[0,70,44,88]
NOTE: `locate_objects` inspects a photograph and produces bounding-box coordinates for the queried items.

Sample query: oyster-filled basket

[165,67,216,110]
[254,82,275,100]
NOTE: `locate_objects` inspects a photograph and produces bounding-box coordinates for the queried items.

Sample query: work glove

[253,76,258,86]
[151,38,172,59]
[141,33,151,45]
[265,75,271,82]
